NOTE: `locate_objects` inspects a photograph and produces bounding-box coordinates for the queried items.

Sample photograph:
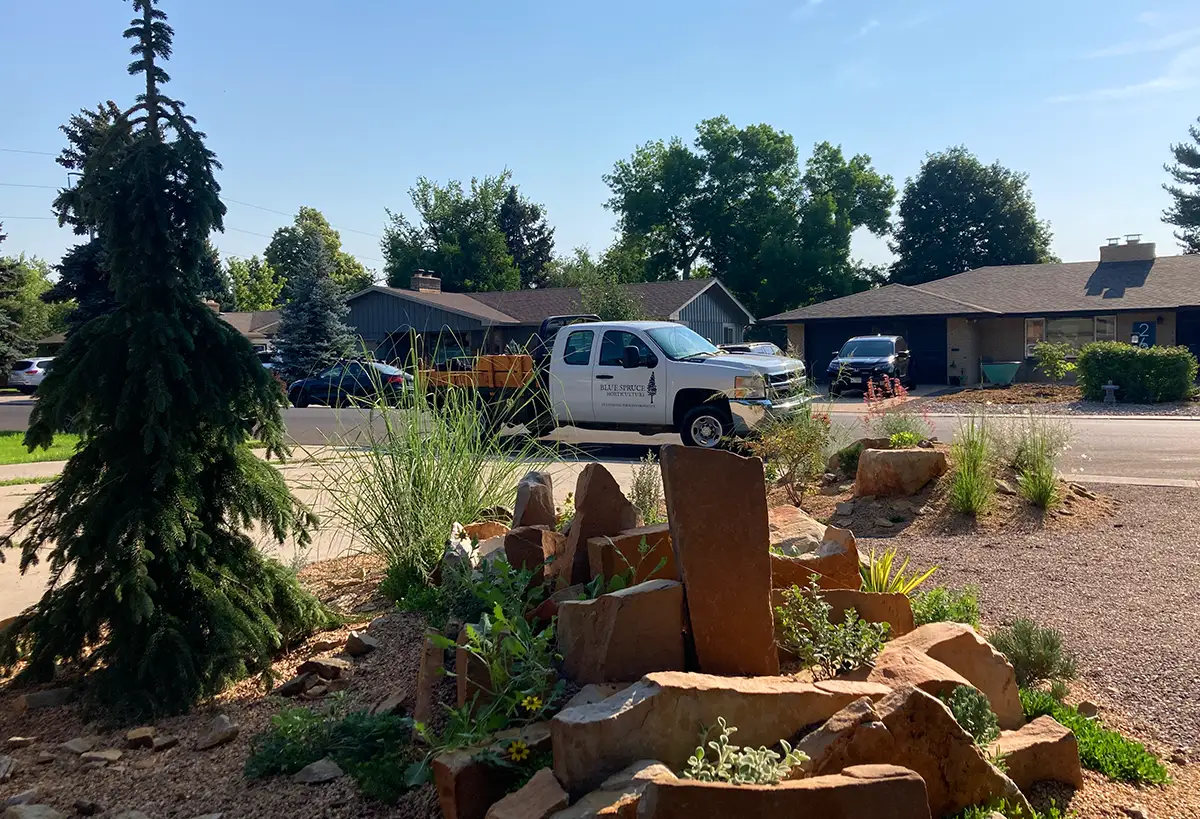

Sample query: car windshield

[647,326,720,360]
[839,339,894,358]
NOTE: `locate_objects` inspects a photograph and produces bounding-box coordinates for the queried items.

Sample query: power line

[0,216,56,220]
[0,148,57,156]
[0,182,59,189]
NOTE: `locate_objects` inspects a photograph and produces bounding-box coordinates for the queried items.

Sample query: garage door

[805,317,948,385]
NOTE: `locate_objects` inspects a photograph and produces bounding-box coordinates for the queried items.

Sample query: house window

[1025,315,1119,357]
[1024,319,1045,357]
[1095,315,1117,342]
[723,324,735,344]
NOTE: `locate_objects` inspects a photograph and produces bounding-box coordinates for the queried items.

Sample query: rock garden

[4,431,1192,819]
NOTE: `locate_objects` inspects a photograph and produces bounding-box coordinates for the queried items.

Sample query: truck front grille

[766,370,807,399]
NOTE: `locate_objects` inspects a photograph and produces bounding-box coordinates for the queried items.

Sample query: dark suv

[826,335,912,396]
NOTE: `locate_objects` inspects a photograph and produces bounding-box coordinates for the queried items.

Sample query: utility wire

[0,182,59,189]
[0,148,57,156]
[0,215,56,220]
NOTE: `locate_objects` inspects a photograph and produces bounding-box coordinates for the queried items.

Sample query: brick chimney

[410,269,442,293]
[1100,234,1156,263]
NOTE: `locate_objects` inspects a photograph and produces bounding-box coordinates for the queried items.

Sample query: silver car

[8,358,54,394]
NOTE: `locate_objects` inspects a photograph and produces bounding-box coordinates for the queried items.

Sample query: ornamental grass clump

[949,413,994,515]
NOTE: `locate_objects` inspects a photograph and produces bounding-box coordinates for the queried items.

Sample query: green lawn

[0,431,81,465]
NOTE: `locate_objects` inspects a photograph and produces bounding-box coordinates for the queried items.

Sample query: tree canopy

[266,206,373,297]
[889,146,1054,285]
[382,173,522,292]
[1163,116,1200,254]
[275,232,356,379]
[0,226,28,368]
[0,255,73,351]
[498,185,555,289]
[227,255,285,311]
[604,116,894,316]
[0,0,328,717]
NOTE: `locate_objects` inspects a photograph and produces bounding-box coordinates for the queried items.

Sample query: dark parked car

[827,335,912,396]
[288,361,412,408]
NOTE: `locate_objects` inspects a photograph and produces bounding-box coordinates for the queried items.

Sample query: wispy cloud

[1051,45,1200,102]
[852,18,881,39]
[1084,27,1200,59]
[790,0,825,20]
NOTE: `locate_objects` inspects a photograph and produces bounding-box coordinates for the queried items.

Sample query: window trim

[597,330,652,368]
[1025,315,1119,358]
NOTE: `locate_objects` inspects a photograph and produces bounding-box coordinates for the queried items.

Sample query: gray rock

[1077,701,1099,718]
[112,813,151,819]
[271,672,316,697]
[345,631,379,657]
[4,738,36,750]
[872,518,895,528]
[306,637,343,653]
[4,790,40,808]
[59,737,98,755]
[835,501,855,516]
[0,755,14,782]
[1123,806,1150,819]
[195,715,238,751]
[125,727,156,749]
[72,800,101,816]
[11,688,74,713]
[81,749,122,763]
[995,479,1017,496]
[296,657,352,680]
[150,736,178,753]
[79,761,108,772]
[34,752,54,765]
[3,806,68,819]
[369,690,410,717]
[291,757,343,784]
[190,815,224,819]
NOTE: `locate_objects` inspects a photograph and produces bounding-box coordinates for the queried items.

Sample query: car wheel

[18,387,34,396]
[290,389,310,409]
[681,404,728,449]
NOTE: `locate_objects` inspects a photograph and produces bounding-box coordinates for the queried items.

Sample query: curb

[1073,474,1200,489]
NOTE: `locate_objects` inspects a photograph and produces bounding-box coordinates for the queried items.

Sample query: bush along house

[762,236,1200,386]
[344,272,756,364]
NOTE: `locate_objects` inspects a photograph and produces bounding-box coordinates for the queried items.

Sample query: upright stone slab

[561,464,641,587]
[505,526,567,584]
[514,471,557,528]
[660,445,777,676]
[587,524,678,584]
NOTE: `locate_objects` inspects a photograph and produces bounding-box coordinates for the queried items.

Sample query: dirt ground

[933,384,1083,405]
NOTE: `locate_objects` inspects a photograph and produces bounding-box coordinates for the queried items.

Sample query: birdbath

[1102,381,1120,404]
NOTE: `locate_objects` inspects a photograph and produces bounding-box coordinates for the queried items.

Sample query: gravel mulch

[892,483,1200,750]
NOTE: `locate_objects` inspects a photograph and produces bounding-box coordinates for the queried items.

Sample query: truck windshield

[647,326,721,360]
[839,339,895,358]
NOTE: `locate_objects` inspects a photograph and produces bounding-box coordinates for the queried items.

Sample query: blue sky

[2,0,1199,282]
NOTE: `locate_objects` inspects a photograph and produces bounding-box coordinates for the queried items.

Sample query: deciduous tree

[0,226,28,368]
[266,206,373,297]
[889,146,1054,285]
[227,255,285,311]
[382,173,521,292]
[498,185,555,288]
[1163,116,1200,254]
[0,0,329,717]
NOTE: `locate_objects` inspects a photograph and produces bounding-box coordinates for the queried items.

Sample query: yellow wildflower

[522,695,543,713]
[508,739,530,762]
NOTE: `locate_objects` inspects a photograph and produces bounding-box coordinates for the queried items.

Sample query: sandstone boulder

[562,465,641,587]
[821,589,915,637]
[768,505,826,555]
[297,656,353,680]
[345,630,379,657]
[886,623,1023,730]
[564,684,626,710]
[457,622,496,710]
[486,768,568,819]
[661,446,777,676]
[796,697,895,776]
[465,521,510,543]
[551,671,890,794]
[506,526,567,583]
[550,760,675,819]
[855,449,948,497]
[434,748,512,819]
[195,715,238,751]
[637,764,930,819]
[587,524,677,585]
[771,529,861,592]
[514,471,557,528]
[842,645,970,696]
[557,580,685,684]
[10,688,73,713]
[987,716,1083,791]
[413,628,446,727]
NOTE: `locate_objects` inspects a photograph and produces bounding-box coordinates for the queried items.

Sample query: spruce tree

[274,233,355,379]
[0,225,29,369]
[0,0,330,717]
[1163,116,1200,254]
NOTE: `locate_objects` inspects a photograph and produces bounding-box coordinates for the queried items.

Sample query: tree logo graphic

[647,372,657,404]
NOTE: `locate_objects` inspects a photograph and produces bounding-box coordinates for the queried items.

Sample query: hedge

[1076,341,1198,403]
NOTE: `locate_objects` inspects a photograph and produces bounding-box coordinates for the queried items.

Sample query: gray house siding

[679,287,747,344]
[348,290,481,355]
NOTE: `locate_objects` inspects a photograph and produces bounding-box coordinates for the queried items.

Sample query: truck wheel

[681,405,728,449]
[290,389,309,409]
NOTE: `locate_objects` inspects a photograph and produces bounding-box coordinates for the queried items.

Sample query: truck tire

[680,404,728,449]
[290,389,310,409]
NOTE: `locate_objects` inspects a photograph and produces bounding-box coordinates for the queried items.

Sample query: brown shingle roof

[763,255,1200,322]
[219,310,282,337]
[366,287,521,324]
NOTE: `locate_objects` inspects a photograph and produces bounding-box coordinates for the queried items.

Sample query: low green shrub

[859,546,937,595]
[775,577,889,679]
[834,441,865,476]
[940,685,1000,745]
[889,431,923,448]
[581,536,668,599]
[1076,341,1198,403]
[991,618,1076,689]
[954,798,1070,819]
[682,717,808,785]
[744,408,831,505]
[245,698,417,802]
[630,451,665,524]
[912,585,981,628]
[1018,689,1169,785]
[1032,341,1076,382]
[949,414,993,515]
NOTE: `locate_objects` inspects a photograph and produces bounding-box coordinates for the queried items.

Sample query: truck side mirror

[622,345,641,368]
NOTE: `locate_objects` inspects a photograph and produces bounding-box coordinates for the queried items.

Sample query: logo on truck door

[647,373,657,404]
[597,374,658,408]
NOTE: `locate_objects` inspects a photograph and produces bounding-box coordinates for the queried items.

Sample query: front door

[550,328,597,424]
[592,329,666,426]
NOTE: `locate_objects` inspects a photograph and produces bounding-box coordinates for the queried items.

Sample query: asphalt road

[1,397,1197,484]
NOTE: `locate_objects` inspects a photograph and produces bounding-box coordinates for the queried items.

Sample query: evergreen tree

[1163,116,1200,254]
[0,225,30,369]
[274,233,355,379]
[0,0,329,717]
[498,185,555,289]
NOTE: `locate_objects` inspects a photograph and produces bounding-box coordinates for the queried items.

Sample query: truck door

[549,328,597,424]
[593,329,667,426]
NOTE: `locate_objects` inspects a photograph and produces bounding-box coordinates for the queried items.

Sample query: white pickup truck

[533,319,811,447]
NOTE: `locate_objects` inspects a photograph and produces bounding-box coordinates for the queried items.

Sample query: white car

[8,357,54,395]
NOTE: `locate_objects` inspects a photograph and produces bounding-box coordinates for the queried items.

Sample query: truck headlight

[733,375,766,400]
